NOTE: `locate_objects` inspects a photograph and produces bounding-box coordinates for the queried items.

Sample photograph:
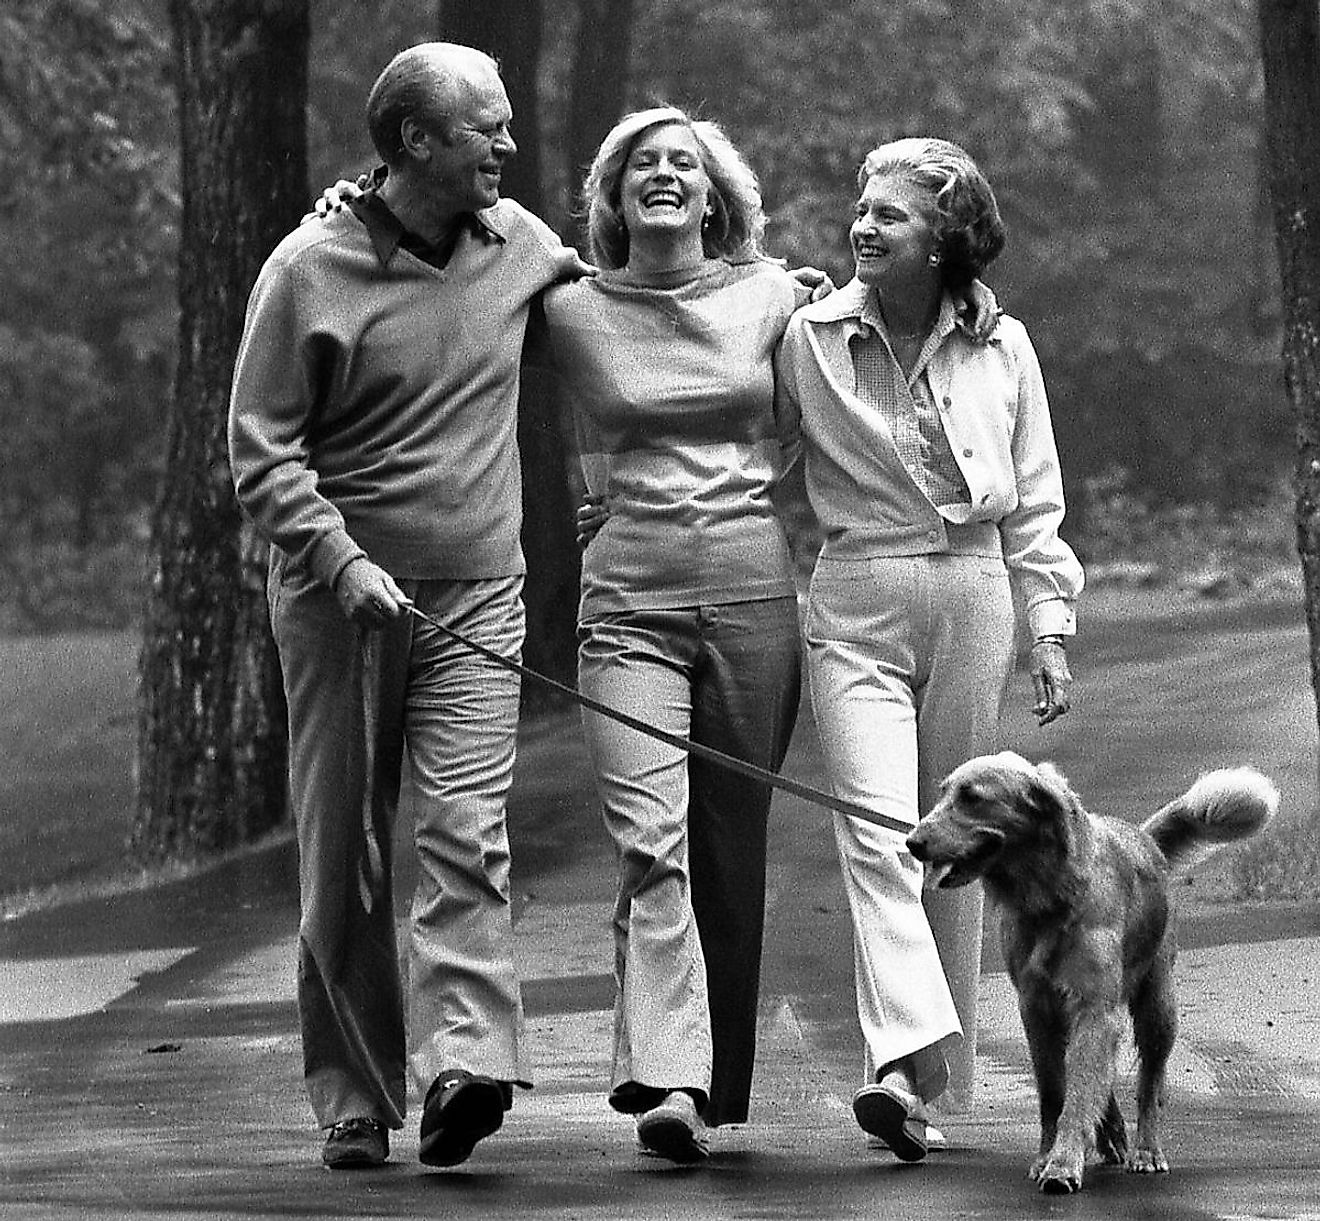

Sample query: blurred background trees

[0,0,1303,856]
[1,0,1286,635]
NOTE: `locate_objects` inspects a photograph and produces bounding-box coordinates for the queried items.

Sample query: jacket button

[942,395,952,409]
[962,447,973,457]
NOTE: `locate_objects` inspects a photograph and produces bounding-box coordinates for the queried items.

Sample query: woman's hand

[1030,638,1072,725]
[575,495,610,549]
[789,265,836,303]
[317,176,368,216]
[961,279,1003,342]
[299,174,372,225]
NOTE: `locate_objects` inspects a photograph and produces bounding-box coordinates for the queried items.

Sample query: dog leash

[396,597,910,834]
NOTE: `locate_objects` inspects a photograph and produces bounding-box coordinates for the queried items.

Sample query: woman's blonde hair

[582,106,766,270]
[858,137,1006,289]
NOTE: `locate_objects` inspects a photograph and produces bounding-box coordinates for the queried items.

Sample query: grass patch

[1230,808,1320,902]
[1077,471,1298,600]
[0,630,139,904]
[2,487,1318,913]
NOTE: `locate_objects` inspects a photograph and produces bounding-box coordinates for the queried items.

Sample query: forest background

[0,0,1297,644]
[3,0,1319,898]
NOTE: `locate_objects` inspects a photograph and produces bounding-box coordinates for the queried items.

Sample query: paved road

[3,593,1320,1220]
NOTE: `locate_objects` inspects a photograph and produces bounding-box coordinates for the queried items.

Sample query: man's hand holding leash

[333,556,409,628]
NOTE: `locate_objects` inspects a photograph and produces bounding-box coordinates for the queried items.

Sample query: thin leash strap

[397,598,912,835]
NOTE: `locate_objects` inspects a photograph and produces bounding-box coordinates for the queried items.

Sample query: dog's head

[907,751,1079,889]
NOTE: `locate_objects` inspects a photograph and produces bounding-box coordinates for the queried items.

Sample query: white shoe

[853,1080,930,1162]
[868,1124,946,1152]
[635,1091,709,1164]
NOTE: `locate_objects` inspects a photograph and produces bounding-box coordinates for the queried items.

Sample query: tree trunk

[565,0,635,245]
[134,0,308,862]
[1258,0,1320,765]
[436,0,582,697]
[436,0,544,214]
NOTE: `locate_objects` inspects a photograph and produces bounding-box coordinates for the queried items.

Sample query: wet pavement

[3,592,1320,1220]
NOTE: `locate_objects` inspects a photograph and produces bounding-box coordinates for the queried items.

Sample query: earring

[928,251,942,266]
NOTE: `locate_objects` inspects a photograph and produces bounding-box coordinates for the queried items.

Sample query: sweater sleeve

[227,251,367,589]
[773,315,806,475]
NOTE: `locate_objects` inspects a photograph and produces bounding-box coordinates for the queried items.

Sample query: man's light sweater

[229,199,575,589]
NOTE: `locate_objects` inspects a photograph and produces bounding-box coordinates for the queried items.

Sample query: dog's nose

[906,834,927,860]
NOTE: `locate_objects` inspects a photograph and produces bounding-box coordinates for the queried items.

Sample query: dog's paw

[1032,1151,1085,1194]
[1127,1147,1169,1175]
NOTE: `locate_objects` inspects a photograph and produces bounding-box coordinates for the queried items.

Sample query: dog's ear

[1024,760,1088,859]
[1029,762,1080,816]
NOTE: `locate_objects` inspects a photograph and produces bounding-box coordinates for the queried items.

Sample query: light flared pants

[804,552,1015,1109]
[577,598,801,1125]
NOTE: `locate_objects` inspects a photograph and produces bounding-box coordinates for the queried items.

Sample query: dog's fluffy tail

[1143,767,1279,869]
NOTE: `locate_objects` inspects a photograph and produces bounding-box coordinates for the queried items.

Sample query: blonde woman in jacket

[775,136,1084,1161]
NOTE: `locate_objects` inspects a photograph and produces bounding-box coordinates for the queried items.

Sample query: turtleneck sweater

[543,258,807,619]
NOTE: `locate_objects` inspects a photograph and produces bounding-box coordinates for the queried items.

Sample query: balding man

[229,42,588,1170]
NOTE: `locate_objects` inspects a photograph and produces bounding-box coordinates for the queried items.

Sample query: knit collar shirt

[349,191,505,270]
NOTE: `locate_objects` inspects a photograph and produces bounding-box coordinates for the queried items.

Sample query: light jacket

[774,278,1083,639]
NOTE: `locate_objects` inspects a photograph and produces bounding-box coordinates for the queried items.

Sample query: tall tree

[564,0,635,236]
[436,0,544,212]
[436,0,580,695]
[133,0,309,861]
[1258,0,1320,754]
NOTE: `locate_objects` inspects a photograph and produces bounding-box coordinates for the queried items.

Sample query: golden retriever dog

[906,751,1278,1194]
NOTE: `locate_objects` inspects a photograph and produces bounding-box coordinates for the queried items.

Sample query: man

[228,42,587,1170]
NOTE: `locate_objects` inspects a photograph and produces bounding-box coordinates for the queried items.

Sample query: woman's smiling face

[619,122,712,244]
[850,172,940,289]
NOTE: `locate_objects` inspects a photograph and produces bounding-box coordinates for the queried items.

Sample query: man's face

[423,72,516,214]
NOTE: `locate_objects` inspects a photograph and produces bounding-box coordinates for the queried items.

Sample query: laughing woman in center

[542,107,809,1162]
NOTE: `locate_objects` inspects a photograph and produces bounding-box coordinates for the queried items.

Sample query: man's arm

[227,251,364,591]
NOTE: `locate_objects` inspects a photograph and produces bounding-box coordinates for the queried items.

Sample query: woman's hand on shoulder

[959,279,1003,342]
[789,264,836,303]
[299,173,373,226]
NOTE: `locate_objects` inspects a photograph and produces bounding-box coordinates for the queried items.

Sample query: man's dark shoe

[321,1117,389,1168]
[418,1070,512,1167]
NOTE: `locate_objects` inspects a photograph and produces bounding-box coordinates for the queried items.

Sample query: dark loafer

[418,1070,511,1167]
[853,1082,929,1162]
[322,1116,389,1168]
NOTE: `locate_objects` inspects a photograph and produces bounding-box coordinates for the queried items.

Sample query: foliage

[0,0,1300,634]
[622,0,1289,524]
[0,0,176,632]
